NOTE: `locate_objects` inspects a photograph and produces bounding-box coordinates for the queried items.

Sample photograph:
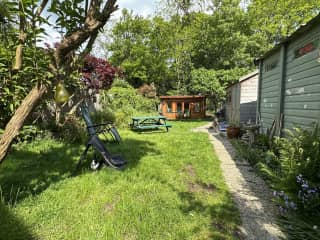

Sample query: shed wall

[259,52,281,132]
[259,23,320,133]
[240,74,258,123]
[226,84,240,123]
[283,24,320,130]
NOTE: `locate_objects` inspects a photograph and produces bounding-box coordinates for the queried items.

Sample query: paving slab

[193,124,285,240]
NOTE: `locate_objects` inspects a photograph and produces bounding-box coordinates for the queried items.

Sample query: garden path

[193,124,285,240]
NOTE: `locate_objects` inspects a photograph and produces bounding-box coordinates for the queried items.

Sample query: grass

[0,121,240,240]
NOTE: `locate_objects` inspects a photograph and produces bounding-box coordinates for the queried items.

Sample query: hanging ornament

[54,82,70,103]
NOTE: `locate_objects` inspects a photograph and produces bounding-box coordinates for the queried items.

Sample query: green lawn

[0,121,240,240]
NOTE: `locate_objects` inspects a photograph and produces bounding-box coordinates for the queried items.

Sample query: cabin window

[194,102,201,113]
[167,102,172,113]
[177,102,182,112]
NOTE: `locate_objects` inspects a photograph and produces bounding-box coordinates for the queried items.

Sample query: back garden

[1,0,320,239]
[0,121,240,239]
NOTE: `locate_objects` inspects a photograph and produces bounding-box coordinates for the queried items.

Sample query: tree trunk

[0,84,47,163]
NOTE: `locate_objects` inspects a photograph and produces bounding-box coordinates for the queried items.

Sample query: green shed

[256,14,320,134]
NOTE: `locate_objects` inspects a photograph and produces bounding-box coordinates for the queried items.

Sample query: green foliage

[137,83,157,98]
[232,140,265,166]
[107,10,172,90]
[273,126,320,187]
[99,81,158,127]
[234,125,320,187]
[190,2,255,69]
[15,125,43,143]
[189,67,248,110]
[90,109,116,124]
[248,0,320,45]
[43,115,86,144]
[103,1,265,95]
[0,41,52,127]
[279,216,320,240]
[48,0,86,35]
[0,0,55,127]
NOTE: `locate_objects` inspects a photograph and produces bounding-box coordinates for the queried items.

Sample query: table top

[132,116,166,121]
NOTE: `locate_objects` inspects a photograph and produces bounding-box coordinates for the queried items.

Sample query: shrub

[138,83,157,98]
[99,81,158,127]
[232,140,264,165]
[90,109,116,124]
[45,115,86,143]
[273,125,320,186]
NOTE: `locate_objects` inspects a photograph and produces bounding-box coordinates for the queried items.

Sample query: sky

[43,0,157,44]
[115,0,157,18]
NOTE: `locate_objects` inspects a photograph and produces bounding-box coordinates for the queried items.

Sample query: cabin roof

[159,95,205,100]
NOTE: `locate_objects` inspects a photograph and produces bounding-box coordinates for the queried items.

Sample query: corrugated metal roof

[255,13,320,62]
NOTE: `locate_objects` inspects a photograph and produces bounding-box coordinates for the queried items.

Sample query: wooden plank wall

[260,52,281,132]
[259,23,320,133]
[284,25,320,130]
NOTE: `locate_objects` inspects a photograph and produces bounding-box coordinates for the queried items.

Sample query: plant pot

[226,126,240,139]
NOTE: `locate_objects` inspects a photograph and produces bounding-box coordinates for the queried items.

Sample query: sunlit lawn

[0,121,240,240]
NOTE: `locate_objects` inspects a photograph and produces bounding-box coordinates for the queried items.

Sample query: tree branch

[80,30,99,58]
[12,1,26,72]
[12,0,49,72]
[36,0,49,17]
[55,0,118,67]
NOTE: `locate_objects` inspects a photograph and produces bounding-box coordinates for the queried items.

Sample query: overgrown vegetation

[233,125,320,239]
[98,79,158,127]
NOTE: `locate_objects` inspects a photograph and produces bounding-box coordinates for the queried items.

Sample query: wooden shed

[226,71,259,124]
[256,14,320,134]
[159,96,206,120]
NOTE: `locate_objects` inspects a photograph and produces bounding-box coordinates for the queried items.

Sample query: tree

[190,0,255,69]
[248,0,320,44]
[189,67,247,110]
[106,10,173,90]
[0,0,119,163]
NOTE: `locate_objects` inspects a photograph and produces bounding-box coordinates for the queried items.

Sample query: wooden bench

[131,116,172,132]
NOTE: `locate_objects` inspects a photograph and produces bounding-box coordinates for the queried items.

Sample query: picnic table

[131,116,172,132]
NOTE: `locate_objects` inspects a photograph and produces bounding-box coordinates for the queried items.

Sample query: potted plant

[227,120,240,138]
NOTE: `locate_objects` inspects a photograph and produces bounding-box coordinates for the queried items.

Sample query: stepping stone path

[193,124,285,240]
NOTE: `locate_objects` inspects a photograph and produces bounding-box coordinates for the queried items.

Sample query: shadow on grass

[0,138,157,204]
[0,203,37,240]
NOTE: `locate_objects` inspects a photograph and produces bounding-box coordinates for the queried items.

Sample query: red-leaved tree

[81,55,120,91]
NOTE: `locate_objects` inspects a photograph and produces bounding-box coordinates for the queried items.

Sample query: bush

[45,115,86,143]
[274,126,320,185]
[90,109,116,124]
[232,140,264,165]
[138,83,157,98]
[99,81,158,127]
